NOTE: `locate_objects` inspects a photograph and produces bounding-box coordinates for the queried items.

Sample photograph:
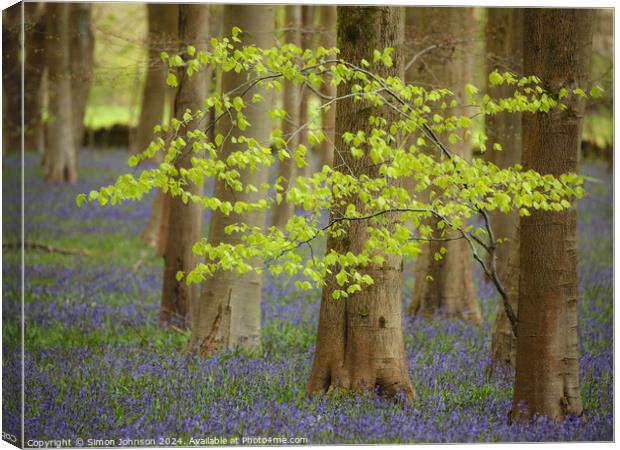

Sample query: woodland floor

[2,149,613,443]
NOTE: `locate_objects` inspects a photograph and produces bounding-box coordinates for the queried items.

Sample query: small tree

[79,24,598,399]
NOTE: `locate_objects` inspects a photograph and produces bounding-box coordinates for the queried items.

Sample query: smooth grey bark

[23,2,46,152]
[512,8,593,422]
[160,4,209,327]
[187,5,275,354]
[3,5,22,155]
[70,3,94,153]
[405,7,480,323]
[307,6,413,399]
[43,3,76,183]
[272,5,302,230]
[485,8,523,374]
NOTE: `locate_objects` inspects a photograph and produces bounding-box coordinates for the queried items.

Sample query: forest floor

[2,149,613,443]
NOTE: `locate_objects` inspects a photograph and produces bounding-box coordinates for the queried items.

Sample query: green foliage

[79,30,594,299]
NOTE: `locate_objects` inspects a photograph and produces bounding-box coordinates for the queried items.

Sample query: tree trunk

[159,4,209,327]
[271,5,302,230]
[486,8,523,374]
[186,5,275,354]
[3,4,22,155]
[43,3,77,183]
[298,5,315,177]
[511,8,593,422]
[318,6,336,169]
[138,5,178,249]
[23,3,46,152]
[405,7,480,323]
[70,3,94,153]
[131,4,178,156]
[306,6,413,399]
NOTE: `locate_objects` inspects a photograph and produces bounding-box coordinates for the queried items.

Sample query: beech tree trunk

[3,4,22,155]
[70,3,94,153]
[306,6,414,399]
[43,3,77,183]
[511,8,593,422]
[139,4,178,249]
[318,6,336,169]
[186,5,275,353]
[131,4,178,155]
[486,8,523,374]
[23,3,46,152]
[271,5,302,230]
[405,7,480,323]
[159,4,209,327]
[298,5,315,177]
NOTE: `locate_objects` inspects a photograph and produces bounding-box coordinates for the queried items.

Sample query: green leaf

[76,194,86,207]
[488,70,504,86]
[166,72,178,87]
[589,85,604,99]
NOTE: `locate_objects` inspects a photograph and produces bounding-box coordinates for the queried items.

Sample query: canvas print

[2,2,614,447]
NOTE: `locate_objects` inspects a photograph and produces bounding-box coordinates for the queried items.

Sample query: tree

[318,6,336,169]
[271,5,302,230]
[131,4,178,156]
[82,6,590,405]
[137,4,178,251]
[3,3,22,155]
[405,7,480,323]
[306,6,414,398]
[70,3,94,154]
[23,2,46,152]
[485,7,523,373]
[185,5,276,353]
[159,4,210,327]
[43,3,76,183]
[511,8,593,422]
[298,5,315,177]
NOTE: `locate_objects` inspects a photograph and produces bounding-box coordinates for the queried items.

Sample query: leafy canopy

[78,28,595,300]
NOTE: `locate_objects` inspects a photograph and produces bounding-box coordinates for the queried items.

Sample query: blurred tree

[70,3,94,155]
[43,3,77,182]
[139,4,179,251]
[186,4,275,354]
[318,5,336,169]
[511,8,593,422]
[405,7,480,323]
[485,8,523,374]
[23,2,46,152]
[298,5,315,177]
[160,3,209,327]
[3,3,21,155]
[306,6,414,399]
[272,5,302,231]
[131,4,177,155]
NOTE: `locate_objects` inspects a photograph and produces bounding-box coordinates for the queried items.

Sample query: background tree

[159,4,210,327]
[137,4,178,250]
[70,3,94,156]
[298,5,315,177]
[3,3,22,155]
[405,7,480,323]
[318,5,336,169]
[272,5,302,230]
[186,5,275,354]
[512,8,593,422]
[306,6,414,398]
[43,2,76,183]
[131,3,178,156]
[24,2,46,152]
[485,7,523,373]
